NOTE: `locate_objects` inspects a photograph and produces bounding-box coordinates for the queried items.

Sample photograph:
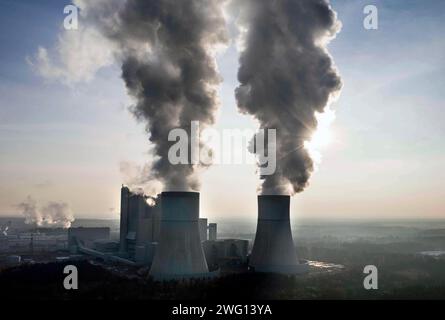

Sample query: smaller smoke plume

[18,196,75,229]
[119,161,163,197]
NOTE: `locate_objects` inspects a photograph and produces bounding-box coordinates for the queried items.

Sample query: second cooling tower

[149,192,210,280]
[249,195,308,274]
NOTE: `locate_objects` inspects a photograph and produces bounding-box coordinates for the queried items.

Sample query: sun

[308,124,333,149]
[304,108,336,163]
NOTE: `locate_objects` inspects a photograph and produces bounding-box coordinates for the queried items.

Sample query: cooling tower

[149,192,210,280]
[249,195,308,274]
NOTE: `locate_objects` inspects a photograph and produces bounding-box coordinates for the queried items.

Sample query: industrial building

[203,239,249,268]
[1,232,67,253]
[68,186,318,279]
[249,195,308,274]
[149,192,213,280]
[119,186,161,263]
[199,218,208,242]
[0,187,312,279]
[208,223,217,241]
[118,186,218,272]
[68,227,110,251]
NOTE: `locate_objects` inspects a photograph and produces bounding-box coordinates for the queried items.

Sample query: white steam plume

[18,196,75,229]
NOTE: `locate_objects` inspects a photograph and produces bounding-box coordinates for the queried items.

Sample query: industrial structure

[149,192,212,280]
[68,227,110,251]
[0,187,250,277]
[203,239,249,268]
[199,218,208,242]
[249,195,308,274]
[0,185,246,277]
[117,187,252,278]
[119,186,161,264]
[208,223,217,241]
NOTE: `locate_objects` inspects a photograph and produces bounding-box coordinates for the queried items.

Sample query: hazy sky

[0,0,444,220]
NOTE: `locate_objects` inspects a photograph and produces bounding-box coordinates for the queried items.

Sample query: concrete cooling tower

[149,192,210,280]
[249,195,308,274]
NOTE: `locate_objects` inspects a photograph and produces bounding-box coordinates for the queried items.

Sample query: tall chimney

[150,192,209,280]
[208,223,217,241]
[249,195,307,274]
[119,186,130,254]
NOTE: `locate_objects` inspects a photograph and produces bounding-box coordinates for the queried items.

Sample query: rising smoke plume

[87,0,229,193]
[235,0,342,195]
[114,0,228,192]
[119,161,163,196]
[18,196,75,229]
[32,0,228,195]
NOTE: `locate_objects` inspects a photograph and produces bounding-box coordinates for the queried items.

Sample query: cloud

[27,1,119,84]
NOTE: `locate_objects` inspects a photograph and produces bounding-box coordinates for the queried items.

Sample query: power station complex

[68,186,308,280]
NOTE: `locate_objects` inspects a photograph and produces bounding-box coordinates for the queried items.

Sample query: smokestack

[150,192,209,280]
[249,195,307,274]
[119,185,130,254]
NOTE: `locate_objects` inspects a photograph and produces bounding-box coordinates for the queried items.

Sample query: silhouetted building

[68,227,110,251]
[209,223,217,241]
[119,186,161,261]
[118,186,218,269]
[250,195,308,274]
[203,239,249,267]
[199,218,208,242]
[150,192,211,280]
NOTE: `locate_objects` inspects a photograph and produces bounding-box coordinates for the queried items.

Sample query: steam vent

[149,192,210,280]
[249,195,308,274]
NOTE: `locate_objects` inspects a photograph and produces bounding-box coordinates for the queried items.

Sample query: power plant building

[68,227,110,250]
[249,195,308,274]
[208,223,217,241]
[117,186,258,279]
[68,188,309,277]
[149,192,212,280]
[119,186,161,263]
[199,218,208,242]
[203,239,249,267]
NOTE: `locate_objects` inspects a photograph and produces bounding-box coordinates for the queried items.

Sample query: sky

[0,0,444,221]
